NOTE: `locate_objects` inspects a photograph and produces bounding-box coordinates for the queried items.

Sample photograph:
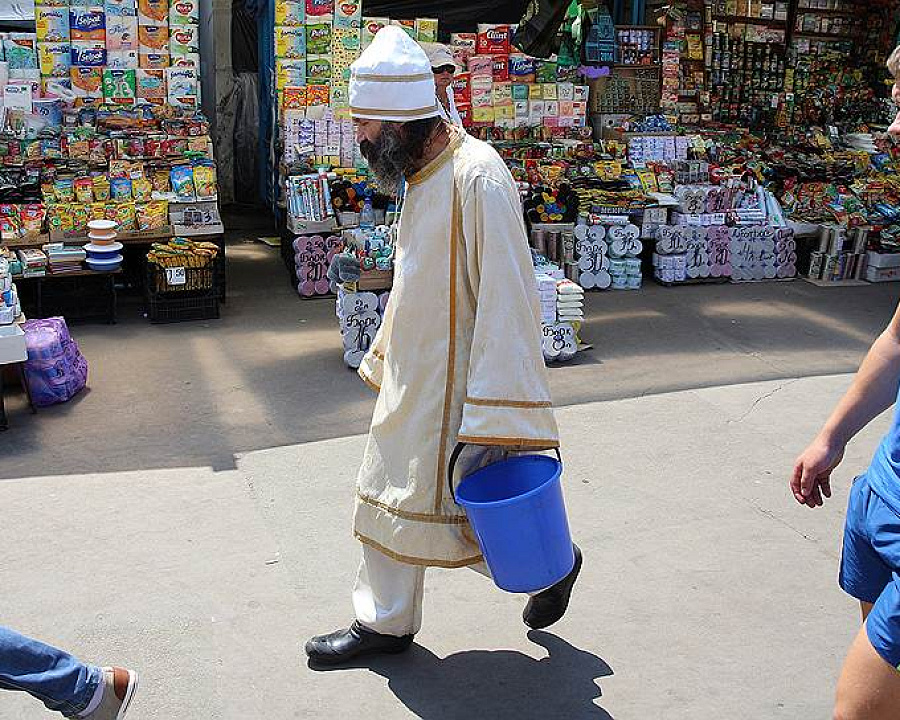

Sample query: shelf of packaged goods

[613,63,662,68]
[14,268,122,280]
[796,6,859,15]
[712,14,786,25]
[792,31,858,40]
[1,234,49,249]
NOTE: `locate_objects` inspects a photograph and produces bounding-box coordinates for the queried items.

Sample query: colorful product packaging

[169,25,199,55]
[139,25,168,52]
[491,81,512,106]
[170,52,198,67]
[329,83,348,107]
[38,42,72,77]
[542,83,557,100]
[276,58,306,90]
[306,83,329,106]
[165,65,198,108]
[275,25,306,58]
[170,164,195,199]
[139,50,169,67]
[70,43,107,67]
[3,83,33,112]
[511,83,529,101]
[104,0,137,15]
[468,54,493,79]
[70,8,106,41]
[333,0,361,29]
[476,24,511,55]
[508,54,535,83]
[102,67,136,103]
[36,8,71,42]
[106,16,138,49]
[305,21,331,54]
[137,0,167,24]
[107,49,138,68]
[274,0,304,26]
[451,72,471,105]
[305,0,332,17]
[105,0,137,15]
[136,67,165,100]
[416,18,438,42]
[492,55,509,82]
[282,85,307,109]
[70,65,103,98]
[4,35,38,71]
[169,0,199,24]
[360,17,387,47]
[471,106,494,124]
[305,54,331,84]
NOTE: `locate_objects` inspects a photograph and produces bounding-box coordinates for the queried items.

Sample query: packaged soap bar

[70,65,103,98]
[169,25,198,55]
[275,25,306,58]
[333,0,361,29]
[102,67,136,103]
[105,0,137,16]
[360,17,387,47]
[169,0,199,24]
[36,8,70,42]
[138,0,167,24]
[305,21,331,54]
[70,8,106,41]
[136,67,165,100]
[139,25,168,52]
[106,16,138,50]
[70,42,107,66]
[107,49,138,68]
[38,43,71,77]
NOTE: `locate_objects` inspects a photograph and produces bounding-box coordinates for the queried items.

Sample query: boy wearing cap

[306,27,580,666]
[790,46,900,720]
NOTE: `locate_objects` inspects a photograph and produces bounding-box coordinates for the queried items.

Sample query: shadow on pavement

[311,630,614,719]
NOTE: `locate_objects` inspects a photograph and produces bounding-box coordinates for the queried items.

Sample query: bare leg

[833,617,900,720]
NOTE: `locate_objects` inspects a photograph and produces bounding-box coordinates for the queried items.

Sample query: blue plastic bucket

[454,452,574,593]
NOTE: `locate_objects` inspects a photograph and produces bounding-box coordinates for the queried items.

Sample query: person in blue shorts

[793,54,900,717]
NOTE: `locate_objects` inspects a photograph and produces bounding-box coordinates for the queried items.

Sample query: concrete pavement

[0,372,889,719]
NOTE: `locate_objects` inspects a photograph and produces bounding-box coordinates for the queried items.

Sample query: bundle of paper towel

[556,279,584,323]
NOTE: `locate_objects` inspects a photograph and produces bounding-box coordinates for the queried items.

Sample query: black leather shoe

[522,544,582,630]
[305,621,414,666]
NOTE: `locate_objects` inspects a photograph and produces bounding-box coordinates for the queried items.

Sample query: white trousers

[352,544,535,636]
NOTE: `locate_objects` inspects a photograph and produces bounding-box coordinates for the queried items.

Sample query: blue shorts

[840,473,900,670]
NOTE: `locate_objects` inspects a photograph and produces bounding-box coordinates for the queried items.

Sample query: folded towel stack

[556,279,585,323]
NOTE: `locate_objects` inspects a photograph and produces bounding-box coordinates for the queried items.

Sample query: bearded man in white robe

[306,27,581,666]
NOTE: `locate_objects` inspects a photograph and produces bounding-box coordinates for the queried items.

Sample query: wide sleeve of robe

[456,173,560,450]
[357,306,390,393]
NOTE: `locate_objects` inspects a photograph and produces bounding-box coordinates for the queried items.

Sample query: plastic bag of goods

[22,317,88,406]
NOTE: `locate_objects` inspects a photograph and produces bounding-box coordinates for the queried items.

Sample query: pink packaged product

[305,0,332,17]
[467,54,493,79]
[106,16,138,50]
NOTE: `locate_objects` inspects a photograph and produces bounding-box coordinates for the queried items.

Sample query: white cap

[420,42,460,71]
[349,26,440,122]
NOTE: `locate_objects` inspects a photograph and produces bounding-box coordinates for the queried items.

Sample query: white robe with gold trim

[354,129,559,567]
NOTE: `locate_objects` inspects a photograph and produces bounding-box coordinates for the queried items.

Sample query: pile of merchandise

[0,253,21,323]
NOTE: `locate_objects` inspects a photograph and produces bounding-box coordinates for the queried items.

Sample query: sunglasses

[432,65,456,75]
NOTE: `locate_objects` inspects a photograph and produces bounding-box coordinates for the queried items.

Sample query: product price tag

[165,266,186,285]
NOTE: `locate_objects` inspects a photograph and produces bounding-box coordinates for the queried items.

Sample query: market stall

[0,0,225,328]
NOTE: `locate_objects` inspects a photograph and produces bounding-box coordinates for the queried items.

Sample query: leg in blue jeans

[0,625,102,718]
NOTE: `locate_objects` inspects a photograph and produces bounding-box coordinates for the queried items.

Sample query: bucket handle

[447,442,563,504]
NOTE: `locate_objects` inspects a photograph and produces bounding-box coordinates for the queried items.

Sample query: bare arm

[791,302,900,507]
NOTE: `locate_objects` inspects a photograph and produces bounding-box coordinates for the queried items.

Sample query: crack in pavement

[728,378,801,424]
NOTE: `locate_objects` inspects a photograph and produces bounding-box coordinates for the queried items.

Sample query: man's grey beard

[359,123,416,194]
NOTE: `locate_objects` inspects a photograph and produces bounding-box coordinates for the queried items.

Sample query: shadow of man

[310,630,614,719]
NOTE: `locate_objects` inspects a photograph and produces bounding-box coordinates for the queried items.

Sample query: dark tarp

[362,0,527,40]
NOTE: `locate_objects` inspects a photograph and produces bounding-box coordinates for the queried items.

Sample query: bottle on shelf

[360,198,375,230]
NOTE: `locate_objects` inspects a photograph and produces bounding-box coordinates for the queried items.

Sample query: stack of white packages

[557,279,584,323]
[536,273,558,324]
